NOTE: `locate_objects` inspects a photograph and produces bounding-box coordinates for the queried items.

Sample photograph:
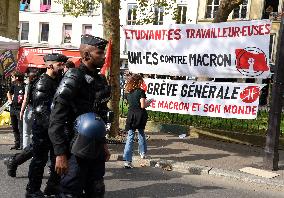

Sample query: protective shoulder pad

[98,74,108,84]
[53,68,84,104]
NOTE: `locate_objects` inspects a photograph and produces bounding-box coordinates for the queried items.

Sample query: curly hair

[125,74,144,93]
[11,71,25,82]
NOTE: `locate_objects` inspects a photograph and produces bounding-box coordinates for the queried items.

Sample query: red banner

[17,47,81,73]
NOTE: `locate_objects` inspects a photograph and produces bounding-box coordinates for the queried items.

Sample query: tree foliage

[56,0,178,23]
[56,0,101,17]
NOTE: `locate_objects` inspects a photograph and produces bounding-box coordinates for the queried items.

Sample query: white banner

[144,79,265,119]
[125,20,271,78]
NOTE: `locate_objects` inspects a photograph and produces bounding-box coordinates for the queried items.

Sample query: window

[153,7,164,25]
[63,24,72,43]
[41,0,51,5]
[82,25,92,35]
[206,0,249,19]
[232,0,248,19]
[20,22,29,41]
[263,0,280,19]
[176,5,187,24]
[40,23,49,42]
[20,0,30,11]
[40,0,51,12]
[127,4,137,25]
[269,34,276,63]
[206,0,220,19]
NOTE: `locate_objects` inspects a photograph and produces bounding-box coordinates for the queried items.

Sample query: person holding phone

[123,74,152,169]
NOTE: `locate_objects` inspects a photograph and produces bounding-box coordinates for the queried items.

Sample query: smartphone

[147,98,154,103]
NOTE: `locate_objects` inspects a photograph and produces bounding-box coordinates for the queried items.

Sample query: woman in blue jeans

[123,74,152,168]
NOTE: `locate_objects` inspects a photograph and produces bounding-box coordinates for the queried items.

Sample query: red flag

[140,81,147,92]
[235,49,269,71]
[100,39,112,79]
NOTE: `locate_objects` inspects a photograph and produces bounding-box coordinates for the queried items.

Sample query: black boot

[3,156,17,177]
[4,145,33,177]
[25,190,45,198]
[10,145,20,150]
[44,183,60,196]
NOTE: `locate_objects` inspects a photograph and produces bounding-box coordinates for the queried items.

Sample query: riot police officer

[26,53,68,198]
[48,35,112,198]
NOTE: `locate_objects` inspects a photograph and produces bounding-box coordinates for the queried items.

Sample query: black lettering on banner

[197,55,202,66]
[160,55,164,63]
[194,85,202,98]
[160,83,166,95]
[167,84,172,96]
[147,83,154,94]
[152,52,159,65]
[188,54,196,66]
[172,84,178,96]
[202,54,209,66]
[224,86,231,99]
[201,85,209,98]
[187,85,195,97]
[146,52,152,65]
[208,86,217,98]
[216,86,224,99]
[181,84,188,97]
[210,54,217,66]
[153,83,160,95]
[128,51,142,64]
[224,54,231,67]
[231,87,240,99]
[217,55,223,66]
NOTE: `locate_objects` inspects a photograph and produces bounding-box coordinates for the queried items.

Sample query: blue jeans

[123,129,147,162]
[23,105,33,149]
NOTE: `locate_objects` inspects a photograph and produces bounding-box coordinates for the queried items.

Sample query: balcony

[40,4,51,12]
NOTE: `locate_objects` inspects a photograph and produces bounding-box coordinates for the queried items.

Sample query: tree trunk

[213,0,244,23]
[102,0,120,137]
[209,0,244,82]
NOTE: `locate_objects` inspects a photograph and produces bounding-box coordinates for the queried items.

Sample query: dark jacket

[48,64,111,156]
[32,73,59,129]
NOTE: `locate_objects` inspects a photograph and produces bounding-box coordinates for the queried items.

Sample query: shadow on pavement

[105,182,223,197]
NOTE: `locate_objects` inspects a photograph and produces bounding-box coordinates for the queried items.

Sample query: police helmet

[71,112,106,159]
[74,112,106,139]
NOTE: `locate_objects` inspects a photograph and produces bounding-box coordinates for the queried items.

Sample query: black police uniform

[26,54,68,197]
[9,82,25,149]
[48,35,111,198]
[4,74,43,178]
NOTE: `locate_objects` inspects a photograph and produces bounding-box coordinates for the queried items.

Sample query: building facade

[19,0,282,65]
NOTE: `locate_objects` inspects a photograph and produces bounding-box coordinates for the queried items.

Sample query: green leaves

[56,0,178,23]
[56,0,101,17]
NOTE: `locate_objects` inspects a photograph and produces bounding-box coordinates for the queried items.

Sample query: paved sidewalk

[1,127,284,188]
[108,131,284,187]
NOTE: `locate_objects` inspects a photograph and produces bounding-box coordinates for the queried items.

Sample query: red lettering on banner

[183,24,270,39]
[192,103,200,111]
[150,100,156,108]
[124,29,182,40]
[224,105,257,115]
[157,100,192,111]
[203,104,221,113]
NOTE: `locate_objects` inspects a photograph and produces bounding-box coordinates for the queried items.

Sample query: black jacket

[32,73,59,129]
[48,64,111,156]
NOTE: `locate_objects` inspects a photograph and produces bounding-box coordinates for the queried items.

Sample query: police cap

[81,34,108,50]
[43,53,68,63]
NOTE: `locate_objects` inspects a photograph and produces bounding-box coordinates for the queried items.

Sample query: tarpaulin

[17,47,81,73]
